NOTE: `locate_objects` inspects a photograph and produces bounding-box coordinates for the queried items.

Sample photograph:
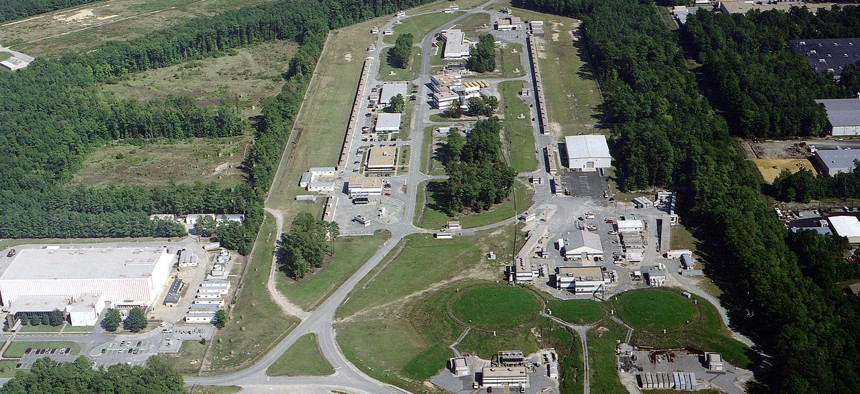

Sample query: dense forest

[514,0,860,392]
[0,0,435,252]
[444,117,516,213]
[0,356,183,394]
[684,6,860,138]
[277,212,339,279]
[0,0,98,23]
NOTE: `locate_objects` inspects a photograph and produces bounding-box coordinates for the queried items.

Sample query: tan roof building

[366,146,397,171]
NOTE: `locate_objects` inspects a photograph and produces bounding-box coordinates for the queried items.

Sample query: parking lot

[560,169,609,198]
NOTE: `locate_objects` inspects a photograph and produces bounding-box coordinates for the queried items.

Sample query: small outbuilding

[375,113,402,133]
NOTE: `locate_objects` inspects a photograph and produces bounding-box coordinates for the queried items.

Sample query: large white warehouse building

[0,246,174,310]
[565,135,611,171]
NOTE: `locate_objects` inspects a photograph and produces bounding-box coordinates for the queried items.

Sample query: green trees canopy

[444,117,515,213]
[387,94,406,113]
[102,309,121,332]
[0,0,99,23]
[388,33,414,69]
[123,307,147,333]
[278,212,338,279]
[0,356,184,394]
[466,34,496,73]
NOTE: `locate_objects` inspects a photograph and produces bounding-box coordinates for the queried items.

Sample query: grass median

[414,178,534,230]
[500,80,538,172]
[267,333,334,377]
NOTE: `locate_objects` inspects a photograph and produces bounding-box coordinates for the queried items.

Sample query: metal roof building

[441,29,470,59]
[0,247,174,309]
[564,135,611,171]
[815,99,860,136]
[375,113,402,132]
[813,149,860,176]
[828,216,860,243]
[564,230,603,260]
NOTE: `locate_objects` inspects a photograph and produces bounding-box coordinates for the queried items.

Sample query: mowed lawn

[378,46,421,82]
[451,285,540,330]
[0,0,273,57]
[499,80,538,172]
[205,212,300,373]
[509,4,604,136]
[158,340,207,375]
[68,135,251,189]
[276,230,391,310]
[612,289,753,368]
[383,11,464,45]
[267,333,334,377]
[588,319,629,394]
[414,178,534,230]
[547,299,606,324]
[104,40,298,118]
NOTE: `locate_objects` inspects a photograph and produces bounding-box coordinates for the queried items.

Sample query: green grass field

[612,289,752,368]
[547,299,606,324]
[67,135,251,189]
[3,341,80,358]
[267,333,334,376]
[188,386,241,394]
[204,212,301,373]
[499,80,538,172]
[451,285,540,330]
[453,12,490,35]
[378,46,421,82]
[0,52,12,61]
[422,126,447,176]
[383,11,464,45]
[16,324,64,334]
[507,3,604,137]
[158,340,207,375]
[276,231,390,310]
[104,40,298,118]
[0,0,274,57]
[414,178,534,229]
[588,320,629,394]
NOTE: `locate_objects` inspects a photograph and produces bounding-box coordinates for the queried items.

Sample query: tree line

[772,164,860,202]
[388,33,414,69]
[683,7,860,138]
[514,0,860,391]
[467,34,496,73]
[444,117,516,213]
[0,0,435,252]
[0,357,184,394]
[0,0,98,23]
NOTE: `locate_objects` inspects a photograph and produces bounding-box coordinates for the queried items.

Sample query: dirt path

[264,208,311,320]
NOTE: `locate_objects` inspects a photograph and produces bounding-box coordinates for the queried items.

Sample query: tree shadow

[426,181,451,214]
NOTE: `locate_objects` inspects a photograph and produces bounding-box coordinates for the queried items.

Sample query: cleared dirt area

[104,40,297,117]
[67,135,251,188]
[0,0,272,57]
[743,140,812,160]
[754,159,816,183]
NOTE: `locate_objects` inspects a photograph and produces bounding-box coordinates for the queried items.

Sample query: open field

[612,289,752,368]
[188,386,241,394]
[0,0,273,57]
[0,360,18,378]
[496,43,525,78]
[158,340,206,375]
[414,178,534,230]
[267,333,334,377]
[378,46,422,82]
[499,80,538,172]
[3,341,80,358]
[547,299,605,324]
[507,2,604,137]
[276,231,391,311]
[204,212,300,373]
[104,40,298,117]
[422,126,448,176]
[383,11,464,45]
[753,158,816,184]
[265,16,384,215]
[588,320,629,394]
[670,224,699,252]
[451,285,540,330]
[453,12,490,35]
[67,135,251,189]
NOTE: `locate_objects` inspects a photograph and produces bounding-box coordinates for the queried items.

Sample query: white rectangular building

[814,149,860,176]
[828,216,860,243]
[375,113,402,133]
[564,135,611,171]
[441,29,471,59]
[482,366,529,388]
[616,219,645,233]
[347,174,384,197]
[556,266,610,294]
[379,82,408,105]
[817,99,860,136]
[0,247,174,309]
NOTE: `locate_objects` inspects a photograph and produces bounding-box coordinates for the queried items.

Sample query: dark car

[24,348,31,355]
[128,348,133,354]
[136,341,142,347]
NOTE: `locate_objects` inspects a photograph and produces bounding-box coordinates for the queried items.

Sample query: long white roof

[376,113,402,131]
[565,135,611,160]
[380,82,408,103]
[828,216,860,238]
[0,247,172,281]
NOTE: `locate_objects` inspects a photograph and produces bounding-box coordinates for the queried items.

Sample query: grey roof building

[814,149,860,176]
[815,99,860,136]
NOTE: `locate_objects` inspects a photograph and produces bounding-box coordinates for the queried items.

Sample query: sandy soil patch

[55,9,95,23]
[344,53,352,62]
[754,158,817,183]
